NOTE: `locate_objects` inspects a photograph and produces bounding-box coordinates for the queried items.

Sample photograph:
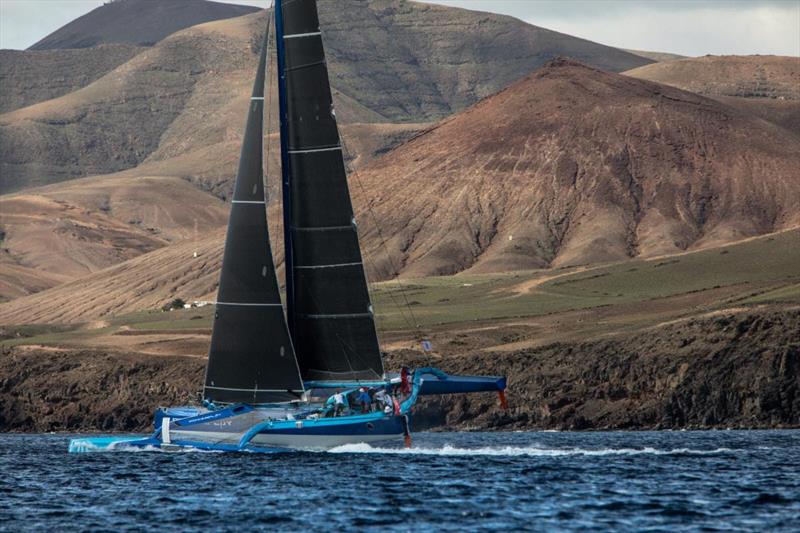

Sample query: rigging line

[335,332,382,383]
[342,139,420,335]
[335,332,360,384]
[338,135,427,340]
[359,241,417,332]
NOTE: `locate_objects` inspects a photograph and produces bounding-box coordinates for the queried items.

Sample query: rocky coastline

[1,309,797,433]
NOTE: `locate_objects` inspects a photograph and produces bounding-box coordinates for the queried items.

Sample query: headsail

[204,19,304,405]
[276,0,384,382]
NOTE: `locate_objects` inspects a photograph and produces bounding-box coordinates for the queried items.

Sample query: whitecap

[326,443,740,457]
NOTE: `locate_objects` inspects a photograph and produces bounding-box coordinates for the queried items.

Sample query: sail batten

[277,0,384,382]
[203,18,305,405]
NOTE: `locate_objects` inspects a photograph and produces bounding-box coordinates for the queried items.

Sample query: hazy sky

[1,0,798,56]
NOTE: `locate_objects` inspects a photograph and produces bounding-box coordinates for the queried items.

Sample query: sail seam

[288,146,341,154]
[204,386,304,392]
[283,31,321,39]
[231,200,266,204]
[292,225,354,232]
[299,312,372,319]
[294,261,362,270]
[286,60,326,73]
[215,302,284,307]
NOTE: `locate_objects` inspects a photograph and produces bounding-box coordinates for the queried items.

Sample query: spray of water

[326,443,741,457]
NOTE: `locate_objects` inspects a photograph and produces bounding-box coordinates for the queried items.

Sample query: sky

[0,0,798,57]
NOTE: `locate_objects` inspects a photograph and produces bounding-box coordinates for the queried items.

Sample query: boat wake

[327,443,742,457]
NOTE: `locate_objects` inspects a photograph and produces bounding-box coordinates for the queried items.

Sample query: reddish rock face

[355,59,800,278]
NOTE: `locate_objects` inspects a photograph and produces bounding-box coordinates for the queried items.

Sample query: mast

[275,0,384,382]
[275,0,295,339]
[203,17,304,405]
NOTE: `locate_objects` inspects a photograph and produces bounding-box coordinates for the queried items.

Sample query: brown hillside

[622,49,687,63]
[2,60,798,314]
[0,120,423,302]
[0,45,144,114]
[0,230,224,324]
[0,195,167,300]
[353,59,800,277]
[625,56,800,137]
[1,3,649,193]
[28,0,259,50]
[625,55,800,100]
[0,175,229,301]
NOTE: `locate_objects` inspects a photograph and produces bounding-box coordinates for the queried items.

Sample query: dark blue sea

[0,431,798,532]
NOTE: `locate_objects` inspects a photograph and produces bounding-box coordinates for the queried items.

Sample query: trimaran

[70,0,507,453]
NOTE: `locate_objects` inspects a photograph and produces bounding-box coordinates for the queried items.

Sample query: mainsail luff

[204,21,304,405]
[276,0,384,382]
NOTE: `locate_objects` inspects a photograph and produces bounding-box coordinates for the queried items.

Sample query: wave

[327,444,740,457]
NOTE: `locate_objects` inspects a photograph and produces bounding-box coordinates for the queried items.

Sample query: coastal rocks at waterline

[1,309,798,433]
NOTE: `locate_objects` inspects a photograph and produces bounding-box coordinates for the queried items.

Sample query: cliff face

[0,349,204,432]
[1,309,797,432]
[402,309,800,431]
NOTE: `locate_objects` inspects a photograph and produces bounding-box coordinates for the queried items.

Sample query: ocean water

[0,431,798,532]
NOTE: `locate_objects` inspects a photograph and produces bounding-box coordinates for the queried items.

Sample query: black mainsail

[204,22,304,405]
[276,0,384,382]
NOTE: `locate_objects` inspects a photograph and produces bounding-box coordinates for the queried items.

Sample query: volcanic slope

[625,55,800,100]
[352,59,800,278]
[28,0,259,50]
[626,55,800,136]
[0,175,229,301]
[0,45,145,114]
[1,3,650,193]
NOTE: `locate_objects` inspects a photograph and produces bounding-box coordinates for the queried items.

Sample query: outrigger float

[69,0,507,454]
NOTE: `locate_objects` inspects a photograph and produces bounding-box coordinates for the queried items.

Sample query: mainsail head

[204,17,304,405]
[276,0,385,382]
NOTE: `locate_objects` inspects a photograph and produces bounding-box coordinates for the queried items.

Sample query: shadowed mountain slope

[353,59,800,277]
[1,2,650,193]
[28,0,259,50]
[0,45,144,114]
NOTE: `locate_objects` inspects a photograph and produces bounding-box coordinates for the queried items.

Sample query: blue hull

[70,410,406,453]
[69,368,505,453]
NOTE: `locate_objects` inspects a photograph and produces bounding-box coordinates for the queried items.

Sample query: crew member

[357,388,371,413]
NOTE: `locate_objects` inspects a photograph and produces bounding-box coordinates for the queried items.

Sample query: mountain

[625,55,800,137]
[625,55,800,100]
[0,45,144,114]
[353,59,800,277]
[3,59,799,320]
[0,174,229,301]
[28,0,260,50]
[1,2,651,193]
[623,49,687,63]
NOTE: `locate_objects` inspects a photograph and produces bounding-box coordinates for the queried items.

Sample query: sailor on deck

[357,388,371,413]
[374,387,392,413]
[326,392,347,417]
